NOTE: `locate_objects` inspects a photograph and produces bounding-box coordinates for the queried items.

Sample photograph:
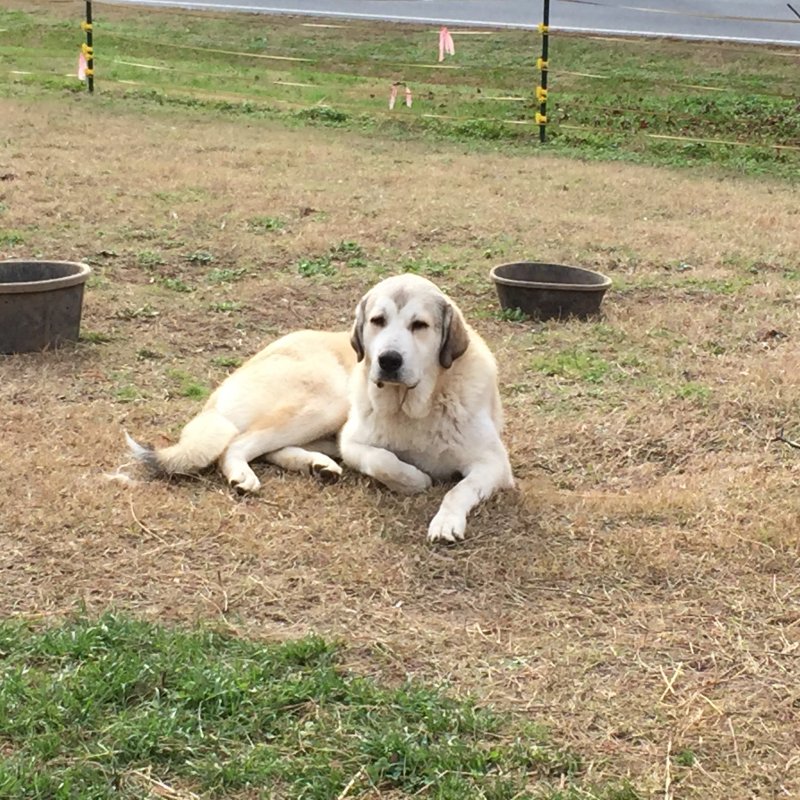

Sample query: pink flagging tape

[389,83,413,109]
[438,27,455,62]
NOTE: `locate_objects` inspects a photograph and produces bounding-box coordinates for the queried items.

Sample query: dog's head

[350,274,470,391]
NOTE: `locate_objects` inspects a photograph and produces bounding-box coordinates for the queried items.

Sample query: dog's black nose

[378,350,403,373]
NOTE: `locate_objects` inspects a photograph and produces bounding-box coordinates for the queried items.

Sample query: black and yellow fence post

[81,1,94,93]
[536,0,550,142]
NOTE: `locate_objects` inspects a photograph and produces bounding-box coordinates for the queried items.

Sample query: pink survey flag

[438,27,455,62]
[78,51,87,80]
[389,84,412,110]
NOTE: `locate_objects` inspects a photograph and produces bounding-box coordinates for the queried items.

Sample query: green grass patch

[531,350,613,384]
[154,187,208,203]
[137,249,165,269]
[247,215,286,232]
[297,242,370,277]
[496,307,531,323]
[114,303,159,320]
[186,250,214,264]
[1,5,798,178]
[0,613,636,799]
[209,300,243,313]
[331,239,368,267]
[0,229,25,246]
[211,354,242,368]
[675,381,712,403]
[207,267,247,284]
[168,368,210,399]
[111,378,142,403]
[676,276,754,295]
[159,276,194,292]
[403,256,458,277]
[136,347,165,360]
[298,254,336,277]
[79,330,112,344]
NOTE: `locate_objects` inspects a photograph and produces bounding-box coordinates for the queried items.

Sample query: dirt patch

[1,96,799,798]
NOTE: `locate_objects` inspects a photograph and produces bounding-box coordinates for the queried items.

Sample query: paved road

[116,0,800,45]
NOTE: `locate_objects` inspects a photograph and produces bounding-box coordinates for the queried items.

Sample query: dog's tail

[125,409,239,476]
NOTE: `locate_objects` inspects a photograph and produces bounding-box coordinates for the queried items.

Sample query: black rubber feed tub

[490,261,612,321]
[0,260,91,353]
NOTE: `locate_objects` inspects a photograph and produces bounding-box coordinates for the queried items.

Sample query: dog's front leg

[340,440,432,495]
[427,456,514,543]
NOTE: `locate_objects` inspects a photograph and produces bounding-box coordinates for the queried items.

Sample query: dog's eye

[410,320,429,332]
[370,315,386,328]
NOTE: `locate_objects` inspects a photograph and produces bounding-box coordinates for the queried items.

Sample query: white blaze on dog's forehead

[366,283,441,326]
[366,294,396,318]
[403,297,435,323]
[367,274,444,308]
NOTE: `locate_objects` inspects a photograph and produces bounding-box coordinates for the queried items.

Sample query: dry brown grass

[1,95,799,799]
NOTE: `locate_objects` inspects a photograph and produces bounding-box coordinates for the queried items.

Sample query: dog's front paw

[385,464,432,495]
[427,509,466,543]
[228,467,261,493]
[311,459,342,485]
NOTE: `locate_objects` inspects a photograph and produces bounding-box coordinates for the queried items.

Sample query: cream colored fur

[127,275,513,542]
[126,329,355,491]
[340,274,514,542]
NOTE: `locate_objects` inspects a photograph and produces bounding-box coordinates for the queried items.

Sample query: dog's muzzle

[376,350,404,385]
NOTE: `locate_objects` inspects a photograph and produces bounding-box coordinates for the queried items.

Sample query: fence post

[82,1,94,93]
[536,0,550,142]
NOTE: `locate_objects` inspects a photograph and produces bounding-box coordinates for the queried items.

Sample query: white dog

[127,274,513,542]
[341,274,514,541]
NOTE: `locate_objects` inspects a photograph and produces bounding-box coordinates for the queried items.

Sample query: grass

[137,249,165,269]
[0,2,799,178]
[211,355,243,369]
[207,267,247,284]
[160,276,194,293]
[297,242,371,277]
[210,300,243,313]
[530,350,613,384]
[114,383,142,403]
[168,369,210,400]
[0,229,24,246]
[297,255,335,277]
[114,303,159,320]
[80,330,113,344]
[187,250,215,265]
[247,215,285,232]
[0,613,627,799]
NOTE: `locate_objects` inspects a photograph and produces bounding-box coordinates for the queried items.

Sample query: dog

[341,273,514,541]
[127,274,514,542]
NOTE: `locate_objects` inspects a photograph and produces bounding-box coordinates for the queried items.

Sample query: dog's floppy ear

[350,298,366,362]
[439,301,470,369]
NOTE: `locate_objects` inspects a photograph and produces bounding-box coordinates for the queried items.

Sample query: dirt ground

[1,95,799,798]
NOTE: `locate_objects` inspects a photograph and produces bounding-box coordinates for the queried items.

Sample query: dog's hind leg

[220,429,276,493]
[264,445,342,484]
[220,423,343,494]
